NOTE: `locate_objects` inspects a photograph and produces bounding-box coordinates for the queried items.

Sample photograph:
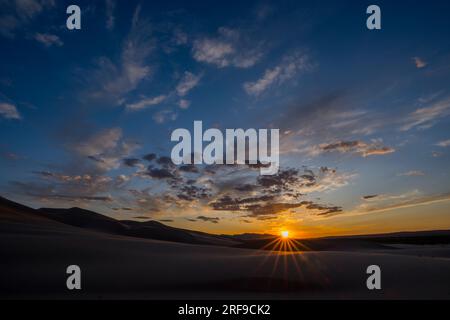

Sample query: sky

[1,0,450,238]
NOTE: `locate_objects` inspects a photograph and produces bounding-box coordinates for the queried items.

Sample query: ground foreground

[1,197,450,299]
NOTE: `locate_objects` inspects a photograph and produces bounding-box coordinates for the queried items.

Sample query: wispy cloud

[435,139,450,147]
[196,216,220,224]
[74,127,139,171]
[412,56,427,69]
[401,97,450,131]
[244,51,312,96]
[176,71,201,96]
[105,0,115,30]
[89,5,154,102]
[348,191,450,217]
[0,0,55,38]
[0,102,21,119]
[125,95,166,111]
[10,172,123,205]
[178,99,190,109]
[192,27,263,68]
[309,140,395,158]
[153,109,177,124]
[34,33,63,47]
[398,170,425,177]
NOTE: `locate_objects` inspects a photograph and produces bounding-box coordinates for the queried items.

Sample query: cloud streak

[401,97,450,131]
[89,5,154,102]
[34,33,63,47]
[125,95,166,111]
[176,71,201,96]
[192,27,263,68]
[244,51,312,96]
[0,0,55,38]
[0,102,21,119]
[312,140,395,158]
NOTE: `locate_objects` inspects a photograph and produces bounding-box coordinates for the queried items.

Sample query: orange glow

[281,230,289,239]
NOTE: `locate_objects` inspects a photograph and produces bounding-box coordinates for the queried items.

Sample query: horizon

[1,0,450,239]
[2,194,449,240]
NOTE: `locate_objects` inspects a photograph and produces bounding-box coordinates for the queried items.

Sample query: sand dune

[1,196,450,299]
[37,206,239,246]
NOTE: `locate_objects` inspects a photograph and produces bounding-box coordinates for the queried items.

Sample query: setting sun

[281,231,289,239]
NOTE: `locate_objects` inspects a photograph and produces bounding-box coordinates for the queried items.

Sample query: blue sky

[1,0,450,237]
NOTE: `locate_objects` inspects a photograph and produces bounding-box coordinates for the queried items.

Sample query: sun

[281,230,289,239]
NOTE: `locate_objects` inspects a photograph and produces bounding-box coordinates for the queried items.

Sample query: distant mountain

[326,230,450,239]
[38,207,239,246]
[120,219,239,246]
[39,207,129,234]
[331,230,450,245]
[223,233,276,240]
[0,196,238,246]
[0,196,65,227]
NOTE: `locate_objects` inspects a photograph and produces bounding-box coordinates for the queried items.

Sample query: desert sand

[1,197,450,299]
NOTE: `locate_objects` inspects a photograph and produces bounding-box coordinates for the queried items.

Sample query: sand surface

[2,218,450,299]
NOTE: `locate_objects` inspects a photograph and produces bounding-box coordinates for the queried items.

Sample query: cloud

[123,158,140,167]
[178,99,190,109]
[33,171,111,184]
[177,184,209,201]
[179,165,199,173]
[211,196,342,218]
[123,151,352,221]
[1,151,21,160]
[398,170,425,177]
[196,216,220,223]
[123,71,198,114]
[146,168,175,179]
[192,27,263,68]
[400,97,450,131]
[5,125,140,210]
[435,139,450,147]
[156,156,174,166]
[9,145,354,221]
[172,28,188,45]
[192,38,233,67]
[203,166,350,219]
[10,171,123,205]
[362,146,396,157]
[125,95,166,111]
[318,140,395,157]
[412,57,427,69]
[105,0,115,30]
[153,109,177,124]
[321,141,363,152]
[40,194,113,202]
[0,0,55,38]
[34,33,63,47]
[176,71,201,96]
[16,0,55,18]
[348,191,450,217]
[142,153,156,162]
[244,51,312,96]
[89,5,154,102]
[128,188,172,213]
[74,127,139,171]
[0,102,21,119]
[274,93,393,156]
